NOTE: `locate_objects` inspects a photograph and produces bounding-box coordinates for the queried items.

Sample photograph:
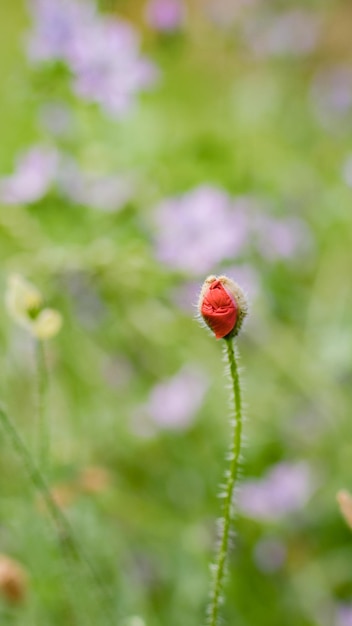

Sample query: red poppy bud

[198,275,248,340]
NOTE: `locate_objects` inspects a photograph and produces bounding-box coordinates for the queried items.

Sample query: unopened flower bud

[0,555,28,604]
[337,490,352,529]
[5,274,62,340]
[198,275,248,339]
[5,274,42,324]
[32,308,62,340]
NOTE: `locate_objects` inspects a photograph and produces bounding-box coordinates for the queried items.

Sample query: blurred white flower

[5,274,62,340]
[124,618,146,626]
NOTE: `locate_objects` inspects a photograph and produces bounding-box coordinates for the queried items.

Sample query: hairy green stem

[0,405,115,626]
[36,340,49,473]
[208,338,244,626]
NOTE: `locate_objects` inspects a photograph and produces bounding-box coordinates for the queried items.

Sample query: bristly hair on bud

[198,275,248,340]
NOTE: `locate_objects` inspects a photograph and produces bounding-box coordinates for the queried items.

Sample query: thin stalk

[207,337,244,626]
[0,405,115,626]
[36,340,49,473]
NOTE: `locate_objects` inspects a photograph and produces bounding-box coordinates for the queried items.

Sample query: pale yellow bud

[5,274,63,340]
[5,274,42,324]
[32,309,62,340]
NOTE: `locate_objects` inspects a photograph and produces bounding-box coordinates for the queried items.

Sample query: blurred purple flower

[70,16,159,117]
[253,537,286,573]
[0,146,135,210]
[238,461,315,521]
[253,215,311,261]
[139,366,208,431]
[27,0,95,63]
[311,66,352,130]
[154,186,249,275]
[153,186,311,273]
[58,158,134,212]
[0,145,58,205]
[337,604,352,626]
[27,0,159,118]
[145,0,185,32]
[243,9,321,58]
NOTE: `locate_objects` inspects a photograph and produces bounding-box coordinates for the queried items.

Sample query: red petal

[201,280,237,339]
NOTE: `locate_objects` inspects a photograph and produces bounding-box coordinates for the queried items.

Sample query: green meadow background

[1,1,352,625]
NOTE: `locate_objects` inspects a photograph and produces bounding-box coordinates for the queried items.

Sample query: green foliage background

[1,1,352,625]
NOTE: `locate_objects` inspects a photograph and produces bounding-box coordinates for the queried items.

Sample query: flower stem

[0,404,115,626]
[36,340,49,473]
[208,337,244,626]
